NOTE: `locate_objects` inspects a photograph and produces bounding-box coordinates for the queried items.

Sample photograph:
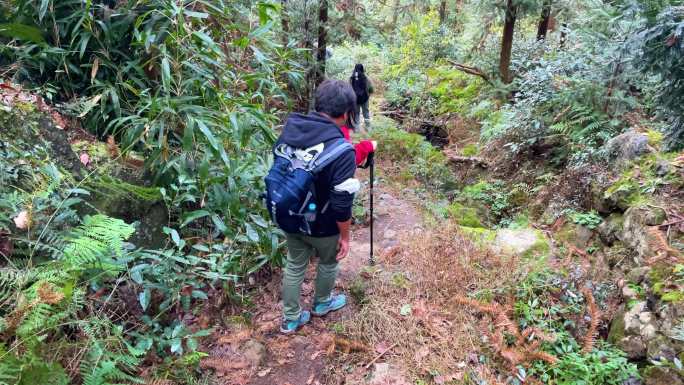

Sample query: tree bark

[499,0,517,84]
[559,22,568,47]
[392,0,400,28]
[281,0,289,46]
[439,0,447,24]
[315,0,328,87]
[536,1,551,41]
[303,0,315,110]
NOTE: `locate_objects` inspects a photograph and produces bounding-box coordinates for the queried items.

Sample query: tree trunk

[315,0,328,87]
[439,0,447,24]
[392,0,400,28]
[536,1,551,41]
[281,0,289,46]
[559,22,568,47]
[499,0,517,84]
[304,0,315,110]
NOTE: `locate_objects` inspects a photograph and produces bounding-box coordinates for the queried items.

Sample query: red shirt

[340,125,374,166]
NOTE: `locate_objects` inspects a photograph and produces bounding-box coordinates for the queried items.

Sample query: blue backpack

[264,138,353,235]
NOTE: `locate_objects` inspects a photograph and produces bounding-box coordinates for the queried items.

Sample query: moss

[461,143,479,156]
[349,277,368,304]
[521,229,552,260]
[390,272,410,289]
[447,202,483,228]
[604,176,642,210]
[646,129,664,148]
[660,291,684,302]
[459,226,496,247]
[71,140,110,163]
[607,309,626,344]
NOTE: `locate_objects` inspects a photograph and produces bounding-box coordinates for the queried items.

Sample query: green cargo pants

[282,233,339,320]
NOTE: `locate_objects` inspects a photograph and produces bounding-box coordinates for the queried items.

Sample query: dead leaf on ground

[414,346,430,361]
[434,373,463,384]
[375,341,392,354]
[217,328,252,345]
[306,373,315,384]
[256,368,271,377]
[310,350,324,360]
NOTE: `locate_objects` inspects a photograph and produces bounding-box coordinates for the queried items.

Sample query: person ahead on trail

[265,80,360,334]
[350,63,373,130]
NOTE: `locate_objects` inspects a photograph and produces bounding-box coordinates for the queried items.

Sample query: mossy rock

[447,202,483,228]
[603,177,642,211]
[608,306,627,345]
[459,226,496,247]
[556,222,594,249]
[642,366,684,385]
[598,213,624,245]
[493,228,550,259]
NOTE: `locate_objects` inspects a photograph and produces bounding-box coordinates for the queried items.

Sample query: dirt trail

[204,180,423,385]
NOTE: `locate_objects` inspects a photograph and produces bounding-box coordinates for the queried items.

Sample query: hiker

[350,63,373,130]
[265,79,360,334]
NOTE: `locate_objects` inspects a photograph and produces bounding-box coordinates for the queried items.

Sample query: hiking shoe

[312,294,347,317]
[280,311,311,334]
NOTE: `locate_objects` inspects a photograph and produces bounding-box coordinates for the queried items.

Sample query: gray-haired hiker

[350,63,373,130]
[264,79,359,334]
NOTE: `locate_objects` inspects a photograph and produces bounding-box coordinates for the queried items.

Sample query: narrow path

[203,180,423,385]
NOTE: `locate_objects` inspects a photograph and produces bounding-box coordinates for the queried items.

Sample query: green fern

[63,215,135,272]
[87,175,163,202]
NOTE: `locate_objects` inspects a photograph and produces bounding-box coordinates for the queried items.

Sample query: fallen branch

[364,342,398,369]
[447,155,489,168]
[447,60,493,85]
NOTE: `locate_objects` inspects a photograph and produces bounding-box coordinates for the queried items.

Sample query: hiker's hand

[371,140,377,150]
[336,237,350,261]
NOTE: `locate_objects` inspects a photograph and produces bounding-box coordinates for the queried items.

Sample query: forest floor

[203,176,424,385]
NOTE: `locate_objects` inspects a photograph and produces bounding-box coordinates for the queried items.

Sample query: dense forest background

[0,0,683,384]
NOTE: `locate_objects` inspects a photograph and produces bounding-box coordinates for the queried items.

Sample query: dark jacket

[350,65,370,105]
[276,112,356,237]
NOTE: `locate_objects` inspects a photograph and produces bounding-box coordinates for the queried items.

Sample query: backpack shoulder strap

[307,138,354,173]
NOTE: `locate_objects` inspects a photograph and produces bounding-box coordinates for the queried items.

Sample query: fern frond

[63,215,134,272]
[582,288,600,353]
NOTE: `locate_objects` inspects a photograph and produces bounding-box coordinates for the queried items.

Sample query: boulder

[618,335,648,359]
[557,223,595,249]
[643,367,684,385]
[604,131,652,164]
[619,206,667,259]
[609,302,659,360]
[647,335,679,361]
[603,181,639,211]
[598,213,624,245]
[655,160,671,177]
[493,228,550,258]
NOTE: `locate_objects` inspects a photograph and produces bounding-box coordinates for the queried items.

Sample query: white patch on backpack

[294,143,324,163]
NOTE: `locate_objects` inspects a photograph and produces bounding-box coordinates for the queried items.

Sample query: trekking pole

[367,151,375,266]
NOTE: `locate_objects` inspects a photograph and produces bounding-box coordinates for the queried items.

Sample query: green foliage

[633,6,684,150]
[569,210,603,229]
[532,343,638,384]
[459,180,522,224]
[513,270,639,384]
[427,66,483,115]
[370,117,456,192]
